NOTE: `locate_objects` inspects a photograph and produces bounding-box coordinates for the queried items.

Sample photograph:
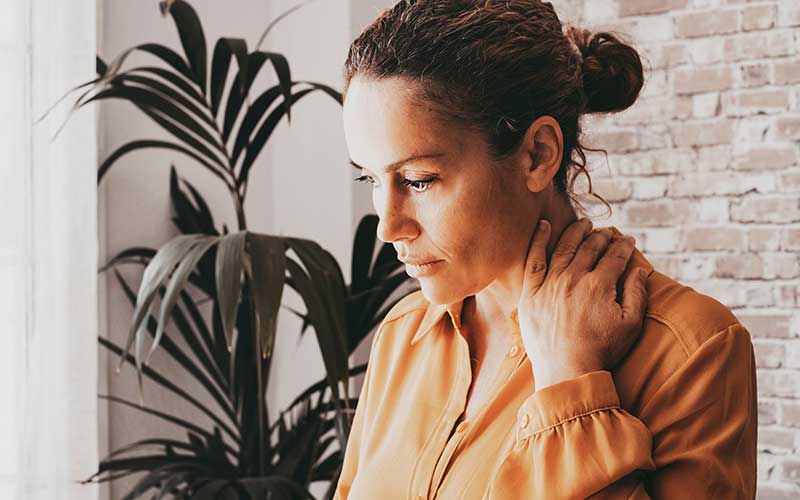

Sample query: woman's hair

[342,0,645,215]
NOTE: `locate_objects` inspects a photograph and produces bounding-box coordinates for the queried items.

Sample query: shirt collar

[408,226,653,346]
[409,295,520,346]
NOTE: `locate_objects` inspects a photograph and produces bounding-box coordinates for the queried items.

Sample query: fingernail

[538,220,549,230]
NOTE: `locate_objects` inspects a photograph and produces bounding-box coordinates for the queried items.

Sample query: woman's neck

[464,189,579,352]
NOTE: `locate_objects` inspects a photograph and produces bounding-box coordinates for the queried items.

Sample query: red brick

[668,172,774,197]
[643,43,688,69]
[641,227,682,253]
[631,176,667,199]
[782,460,800,482]
[782,401,800,427]
[728,31,796,61]
[742,4,777,31]
[758,426,796,452]
[685,227,745,251]
[731,195,800,223]
[670,120,734,146]
[739,314,792,338]
[756,485,800,500]
[777,4,800,27]
[783,228,800,250]
[591,177,632,202]
[617,97,672,125]
[732,144,797,171]
[785,341,800,369]
[619,0,688,17]
[774,60,800,85]
[632,17,674,44]
[623,199,691,227]
[725,89,790,116]
[754,340,784,368]
[748,227,781,251]
[738,62,771,88]
[696,145,732,172]
[780,169,800,192]
[776,284,800,308]
[774,117,800,141]
[674,66,734,95]
[715,254,763,279]
[763,253,800,279]
[759,399,778,425]
[675,9,739,38]
[758,370,800,398]
[583,129,639,153]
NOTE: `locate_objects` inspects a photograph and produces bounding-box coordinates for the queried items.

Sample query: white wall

[99,0,397,498]
[0,0,99,498]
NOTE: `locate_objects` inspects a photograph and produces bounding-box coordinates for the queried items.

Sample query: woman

[335,1,757,498]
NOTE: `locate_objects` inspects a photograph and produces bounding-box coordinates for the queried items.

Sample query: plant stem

[231,186,248,231]
[251,278,266,477]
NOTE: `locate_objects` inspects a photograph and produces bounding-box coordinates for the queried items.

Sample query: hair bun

[564,25,644,114]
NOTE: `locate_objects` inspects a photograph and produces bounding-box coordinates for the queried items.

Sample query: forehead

[342,77,458,167]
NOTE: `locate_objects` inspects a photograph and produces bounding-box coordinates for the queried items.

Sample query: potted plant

[48,1,415,498]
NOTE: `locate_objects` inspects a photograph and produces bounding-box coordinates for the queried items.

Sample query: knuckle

[528,260,547,275]
[552,244,577,257]
[610,249,630,261]
[586,273,610,291]
[582,234,607,254]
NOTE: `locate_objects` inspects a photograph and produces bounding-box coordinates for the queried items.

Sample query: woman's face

[342,76,545,306]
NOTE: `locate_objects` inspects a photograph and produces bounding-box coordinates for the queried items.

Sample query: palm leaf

[98,139,227,186]
[161,0,207,92]
[215,231,247,351]
[210,38,249,117]
[149,235,219,365]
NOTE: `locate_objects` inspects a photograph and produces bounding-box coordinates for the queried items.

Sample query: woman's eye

[353,175,435,193]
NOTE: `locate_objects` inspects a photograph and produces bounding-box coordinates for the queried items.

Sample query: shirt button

[455,421,469,433]
[519,413,530,429]
[508,344,520,357]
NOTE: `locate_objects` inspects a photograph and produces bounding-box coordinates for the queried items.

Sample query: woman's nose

[376,215,418,243]
[373,184,420,243]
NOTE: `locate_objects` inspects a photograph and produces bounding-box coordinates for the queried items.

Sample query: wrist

[532,364,605,391]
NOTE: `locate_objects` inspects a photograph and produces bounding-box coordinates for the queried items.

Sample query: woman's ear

[519,115,564,193]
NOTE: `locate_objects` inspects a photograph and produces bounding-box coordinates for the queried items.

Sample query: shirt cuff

[516,370,621,440]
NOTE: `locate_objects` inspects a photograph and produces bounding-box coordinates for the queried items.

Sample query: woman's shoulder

[644,269,745,355]
[616,265,755,414]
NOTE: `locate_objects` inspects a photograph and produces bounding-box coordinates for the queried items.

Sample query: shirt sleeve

[486,322,757,500]
[332,327,381,500]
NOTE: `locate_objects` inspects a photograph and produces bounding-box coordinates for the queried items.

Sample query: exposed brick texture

[553,1,800,496]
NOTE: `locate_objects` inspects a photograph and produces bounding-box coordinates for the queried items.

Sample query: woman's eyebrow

[349,152,446,173]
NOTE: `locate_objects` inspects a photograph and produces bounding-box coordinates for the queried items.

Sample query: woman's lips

[405,259,444,277]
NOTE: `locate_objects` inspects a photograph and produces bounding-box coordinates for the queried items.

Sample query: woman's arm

[487,322,757,499]
[332,376,367,500]
[332,345,374,500]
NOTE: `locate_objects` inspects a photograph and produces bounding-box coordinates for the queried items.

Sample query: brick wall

[553,1,800,497]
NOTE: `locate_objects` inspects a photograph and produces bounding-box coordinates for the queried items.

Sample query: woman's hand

[518,217,649,391]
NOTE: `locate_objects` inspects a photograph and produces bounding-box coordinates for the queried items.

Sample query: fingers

[621,268,649,326]
[569,228,616,274]
[522,219,552,296]
[548,218,593,277]
[591,234,635,280]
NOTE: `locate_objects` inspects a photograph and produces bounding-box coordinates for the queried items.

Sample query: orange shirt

[334,227,758,499]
